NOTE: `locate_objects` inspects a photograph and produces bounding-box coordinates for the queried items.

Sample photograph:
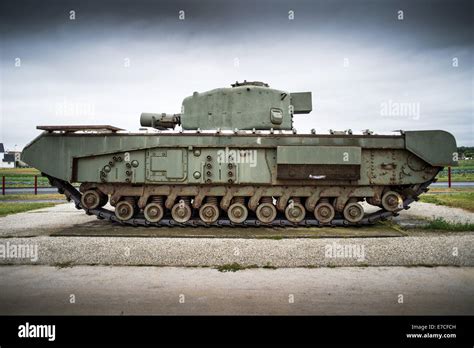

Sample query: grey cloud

[0,0,472,149]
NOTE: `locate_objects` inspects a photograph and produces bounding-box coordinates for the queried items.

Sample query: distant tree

[457,146,474,157]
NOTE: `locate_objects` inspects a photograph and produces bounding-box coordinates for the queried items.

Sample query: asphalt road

[2,187,58,194]
[0,265,472,315]
[431,182,474,187]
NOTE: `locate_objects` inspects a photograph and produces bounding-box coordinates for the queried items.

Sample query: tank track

[47,175,434,228]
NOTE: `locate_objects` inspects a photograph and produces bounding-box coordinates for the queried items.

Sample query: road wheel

[81,190,102,210]
[171,199,192,223]
[343,202,364,223]
[314,201,335,224]
[144,203,164,223]
[256,199,277,224]
[382,191,403,212]
[199,203,219,223]
[115,200,135,221]
[285,199,306,223]
[228,202,248,223]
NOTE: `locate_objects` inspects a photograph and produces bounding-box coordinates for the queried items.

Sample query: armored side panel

[22,130,455,186]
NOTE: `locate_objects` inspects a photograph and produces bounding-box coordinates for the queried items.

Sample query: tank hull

[21,129,456,226]
[22,130,456,185]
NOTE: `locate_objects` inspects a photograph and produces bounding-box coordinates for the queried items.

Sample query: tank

[21,81,458,226]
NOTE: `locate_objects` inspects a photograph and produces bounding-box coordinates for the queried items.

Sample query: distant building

[0,143,14,168]
[0,144,24,168]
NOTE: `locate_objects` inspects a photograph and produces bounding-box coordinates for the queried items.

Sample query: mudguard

[405,130,458,166]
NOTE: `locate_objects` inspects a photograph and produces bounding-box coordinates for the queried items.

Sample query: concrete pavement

[0,265,472,315]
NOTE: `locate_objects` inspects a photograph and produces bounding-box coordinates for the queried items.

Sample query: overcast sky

[0,0,472,150]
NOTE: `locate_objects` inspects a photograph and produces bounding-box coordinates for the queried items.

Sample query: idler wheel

[171,199,192,223]
[343,202,364,223]
[144,203,164,223]
[228,202,248,223]
[115,200,136,221]
[381,191,403,212]
[81,190,103,210]
[285,200,306,223]
[256,200,277,224]
[314,202,335,224]
[199,203,220,224]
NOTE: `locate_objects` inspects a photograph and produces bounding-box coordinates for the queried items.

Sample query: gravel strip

[394,201,474,224]
[0,202,472,267]
[0,203,95,235]
[0,233,472,267]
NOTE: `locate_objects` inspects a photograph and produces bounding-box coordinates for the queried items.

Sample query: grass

[459,159,474,166]
[0,194,64,201]
[1,177,50,188]
[262,262,277,269]
[421,218,474,231]
[216,262,278,272]
[436,159,474,182]
[54,261,75,269]
[216,263,259,272]
[0,168,41,175]
[0,202,59,217]
[258,235,283,240]
[419,192,474,212]
[0,168,78,188]
[0,168,49,188]
[436,174,474,182]
[377,220,407,234]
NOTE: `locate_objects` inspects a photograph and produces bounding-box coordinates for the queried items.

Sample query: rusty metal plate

[37,125,124,133]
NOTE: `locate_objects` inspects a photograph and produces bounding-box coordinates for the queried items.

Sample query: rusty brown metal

[304,187,323,211]
[220,187,236,211]
[81,183,378,201]
[333,188,357,212]
[276,190,292,211]
[248,187,264,211]
[192,187,210,209]
[37,125,124,133]
[165,188,179,209]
